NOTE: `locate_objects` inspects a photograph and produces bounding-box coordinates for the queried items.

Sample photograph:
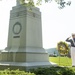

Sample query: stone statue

[16,0,20,5]
[16,0,25,6]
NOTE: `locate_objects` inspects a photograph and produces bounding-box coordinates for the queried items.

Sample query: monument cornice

[10,11,41,19]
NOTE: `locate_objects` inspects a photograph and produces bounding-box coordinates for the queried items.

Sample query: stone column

[0,2,54,70]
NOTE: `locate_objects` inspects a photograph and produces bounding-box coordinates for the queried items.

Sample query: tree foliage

[19,0,71,9]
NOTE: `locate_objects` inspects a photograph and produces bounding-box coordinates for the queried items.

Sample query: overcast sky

[0,0,74,49]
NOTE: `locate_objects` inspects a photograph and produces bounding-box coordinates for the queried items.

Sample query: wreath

[57,41,70,55]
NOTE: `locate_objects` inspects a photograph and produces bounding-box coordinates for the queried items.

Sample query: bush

[30,67,75,75]
[0,68,35,75]
[0,67,75,75]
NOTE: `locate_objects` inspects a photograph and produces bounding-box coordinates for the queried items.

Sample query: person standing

[66,33,75,67]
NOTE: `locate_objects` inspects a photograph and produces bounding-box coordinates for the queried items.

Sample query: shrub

[0,68,35,75]
[0,67,75,75]
[30,67,75,75]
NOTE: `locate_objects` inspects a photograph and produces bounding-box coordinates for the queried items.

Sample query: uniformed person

[66,33,75,67]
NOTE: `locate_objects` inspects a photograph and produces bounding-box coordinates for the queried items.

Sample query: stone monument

[0,0,51,70]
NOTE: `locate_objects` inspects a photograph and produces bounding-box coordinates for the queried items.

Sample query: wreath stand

[58,52,70,66]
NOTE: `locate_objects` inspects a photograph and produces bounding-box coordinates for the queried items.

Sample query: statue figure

[16,0,20,5]
[16,0,25,6]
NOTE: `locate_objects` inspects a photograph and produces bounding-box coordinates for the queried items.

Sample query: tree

[19,0,71,9]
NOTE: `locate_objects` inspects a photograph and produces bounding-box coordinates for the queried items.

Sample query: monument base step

[0,47,57,70]
[0,61,56,70]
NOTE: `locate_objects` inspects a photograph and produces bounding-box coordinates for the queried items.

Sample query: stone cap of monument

[16,0,40,12]
[12,5,40,12]
[10,5,41,17]
[13,0,40,14]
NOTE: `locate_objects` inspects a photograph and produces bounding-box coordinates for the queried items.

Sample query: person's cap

[72,33,75,36]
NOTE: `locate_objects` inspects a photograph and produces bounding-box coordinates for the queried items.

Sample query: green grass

[49,57,72,67]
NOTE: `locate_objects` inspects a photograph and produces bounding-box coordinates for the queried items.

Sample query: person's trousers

[71,47,75,66]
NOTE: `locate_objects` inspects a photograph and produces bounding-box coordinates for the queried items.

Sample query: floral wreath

[57,41,70,55]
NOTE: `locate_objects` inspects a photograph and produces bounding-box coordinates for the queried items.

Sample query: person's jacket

[66,38,75,47]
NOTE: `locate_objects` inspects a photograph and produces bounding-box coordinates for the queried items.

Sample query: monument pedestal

[0,47,51,70]
[0,4,53,70]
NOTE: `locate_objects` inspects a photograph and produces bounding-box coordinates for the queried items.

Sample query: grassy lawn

[49,57,72,67]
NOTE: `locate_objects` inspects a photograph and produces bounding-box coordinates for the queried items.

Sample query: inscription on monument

[13,36,20,38]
